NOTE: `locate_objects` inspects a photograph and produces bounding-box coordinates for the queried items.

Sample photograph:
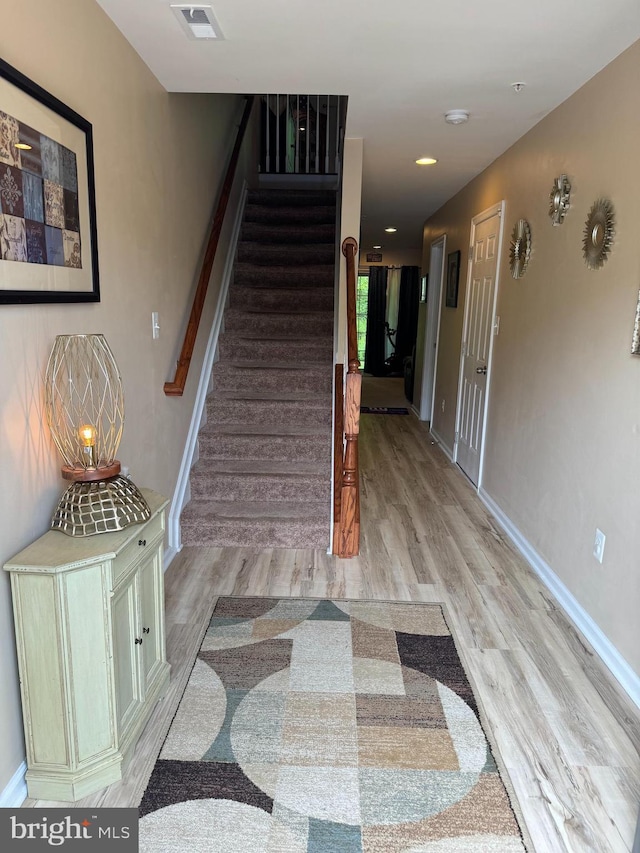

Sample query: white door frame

[453,201,506,489]
[418,234,446,421]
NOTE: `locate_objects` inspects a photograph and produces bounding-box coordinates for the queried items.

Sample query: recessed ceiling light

[444,110,469,125]
[373,245,382,249]
[384,227,397,233]
[416,157,437,165]
[511,82,526,92]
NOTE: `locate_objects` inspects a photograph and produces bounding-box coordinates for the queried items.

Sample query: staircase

[180,188,336,549]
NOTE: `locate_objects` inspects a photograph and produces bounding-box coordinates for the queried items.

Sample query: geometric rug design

[139,598,528,852]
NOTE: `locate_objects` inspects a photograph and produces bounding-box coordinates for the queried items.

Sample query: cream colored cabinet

[3,489,170,802]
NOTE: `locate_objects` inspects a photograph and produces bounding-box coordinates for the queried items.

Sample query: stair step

[218,335,333,365]
[180,501,330,548]
[237,241,335,266]
[229,285,334,313]
[233,263,334,289]
[241,222,335,245]
[198,431,331,463]
[190,467,330,502]
[247,189,336,207]
[212,362,332,394]
[206,400,331,428]
[224,309,334,338]
[244,204,336,226]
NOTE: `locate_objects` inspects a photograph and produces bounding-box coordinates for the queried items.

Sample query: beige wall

[0,0,252,795]
[423,40,640,677]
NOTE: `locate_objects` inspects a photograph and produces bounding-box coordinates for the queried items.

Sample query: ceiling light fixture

[384,227,397,233]
[511,82,526,93]
[416,157,437,165]
[444,110,469,125]
[373,245,382,249]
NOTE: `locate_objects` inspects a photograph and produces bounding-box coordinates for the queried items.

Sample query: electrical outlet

[152,311,160,339]
[441,399,445,413]
[593,528,606,563]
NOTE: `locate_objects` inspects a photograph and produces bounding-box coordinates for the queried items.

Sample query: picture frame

[366,252,382,263]
[445,250,461,308]
[420,274,428,302]
[0,58,99,304]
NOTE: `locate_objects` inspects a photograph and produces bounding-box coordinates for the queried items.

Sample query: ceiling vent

[171,5,224,40]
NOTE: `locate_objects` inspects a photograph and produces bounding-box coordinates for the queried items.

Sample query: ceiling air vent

[171,5,224,40]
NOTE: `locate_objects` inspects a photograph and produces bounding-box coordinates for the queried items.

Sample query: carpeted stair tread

[241,222,334,244]
[201,422,330,437]
[247,189,336,206]
[190,468,330,503]
[224,309,333,337]
[198,431,330,463]
[237,241,335,266]
[212,363,331,395]
[233,263,334,288]
[193,458,329,475]
[207,398,331,428]
[229,285,334,313]
[244,204,336,225]
[211,388,332,402]
[217,336,332,364]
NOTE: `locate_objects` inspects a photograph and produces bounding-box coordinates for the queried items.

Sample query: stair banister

[164,95,255,397]
[334,236,361,557]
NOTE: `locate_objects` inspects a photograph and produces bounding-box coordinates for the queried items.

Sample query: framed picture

[445,250,461,308]
[366,252,382,263]
[0,58,99,304]
[420,274,428,302]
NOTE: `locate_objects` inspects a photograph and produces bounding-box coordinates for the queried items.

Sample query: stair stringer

[166,181,248,560]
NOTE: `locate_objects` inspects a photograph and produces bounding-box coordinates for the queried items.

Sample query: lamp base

[51,475,151,537]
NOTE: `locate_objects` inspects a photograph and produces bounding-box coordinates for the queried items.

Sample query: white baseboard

[167,181,248,553]
[479,487,640,711]
[430,427,454,461]
[0,760,27,807]
[163,544,180,573]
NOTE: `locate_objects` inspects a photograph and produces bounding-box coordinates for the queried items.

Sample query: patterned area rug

[139,598,527,852]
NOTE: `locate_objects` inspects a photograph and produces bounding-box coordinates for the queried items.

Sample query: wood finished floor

[28,401,640,852]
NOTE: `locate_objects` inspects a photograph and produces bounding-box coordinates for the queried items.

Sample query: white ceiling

[97,0,640,258]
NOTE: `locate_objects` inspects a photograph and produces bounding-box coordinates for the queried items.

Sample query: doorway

[415,235,446,422]
[454,202,505,487]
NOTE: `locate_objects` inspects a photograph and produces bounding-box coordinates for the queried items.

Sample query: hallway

[36,411,640,852]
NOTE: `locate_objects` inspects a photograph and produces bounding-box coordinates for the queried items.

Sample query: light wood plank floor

[28,409,640,852]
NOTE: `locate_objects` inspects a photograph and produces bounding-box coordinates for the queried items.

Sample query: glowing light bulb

[78,424,97,468]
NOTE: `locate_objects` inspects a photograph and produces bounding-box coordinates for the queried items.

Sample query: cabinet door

[138,548,165,692]
[111,576,143,737]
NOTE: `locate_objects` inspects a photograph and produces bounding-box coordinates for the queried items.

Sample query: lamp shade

[44,334,123,480]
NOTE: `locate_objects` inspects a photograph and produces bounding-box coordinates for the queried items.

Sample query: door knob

[476,366,487,375]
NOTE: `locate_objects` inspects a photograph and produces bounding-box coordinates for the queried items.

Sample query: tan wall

[0,0,252,794]
[423,40,640,676]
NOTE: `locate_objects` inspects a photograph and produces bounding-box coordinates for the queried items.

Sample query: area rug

[360,406,410,415]
[139,598,528,852]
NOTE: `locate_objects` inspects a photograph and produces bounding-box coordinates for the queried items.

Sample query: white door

[455,205,503,486]
[418,235,446,421]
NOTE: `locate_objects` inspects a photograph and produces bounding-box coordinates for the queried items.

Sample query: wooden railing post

[333,236,361,557]
[164,95,254,397]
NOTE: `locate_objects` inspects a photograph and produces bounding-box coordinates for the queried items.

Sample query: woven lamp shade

[44,334,150,536]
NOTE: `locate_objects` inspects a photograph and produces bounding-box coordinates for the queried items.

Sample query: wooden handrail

[164,95,255,396]
[333,237,361,557]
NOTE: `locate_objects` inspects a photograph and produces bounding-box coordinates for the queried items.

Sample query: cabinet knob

[138,539,147,547]
[135,637,143,645]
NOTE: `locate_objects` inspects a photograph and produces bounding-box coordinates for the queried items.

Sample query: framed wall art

[445,250,460,308]
[0,58,99,304]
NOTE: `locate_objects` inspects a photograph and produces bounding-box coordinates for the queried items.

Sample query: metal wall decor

[549,174,571,225]
[632,289,640,355]
[583,198,615,269]
[509,218,531,279]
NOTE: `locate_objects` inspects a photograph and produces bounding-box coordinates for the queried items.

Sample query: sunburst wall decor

[509,219,531,279]
[583,198,615,270]
[549,174,571,226]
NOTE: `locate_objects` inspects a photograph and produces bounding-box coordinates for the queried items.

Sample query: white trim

[0,760,27,807]
[479,487,640,711]
[163,544,179,573]
[167,181,248,553]
[453,200,505,488]
[419,234,446,422]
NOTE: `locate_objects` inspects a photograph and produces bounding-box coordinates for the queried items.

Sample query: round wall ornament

[583,198,614,269]
[509,218,532,279]
[549,174,571,226]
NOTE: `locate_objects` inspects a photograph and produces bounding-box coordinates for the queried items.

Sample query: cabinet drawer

[112,513,165,584]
